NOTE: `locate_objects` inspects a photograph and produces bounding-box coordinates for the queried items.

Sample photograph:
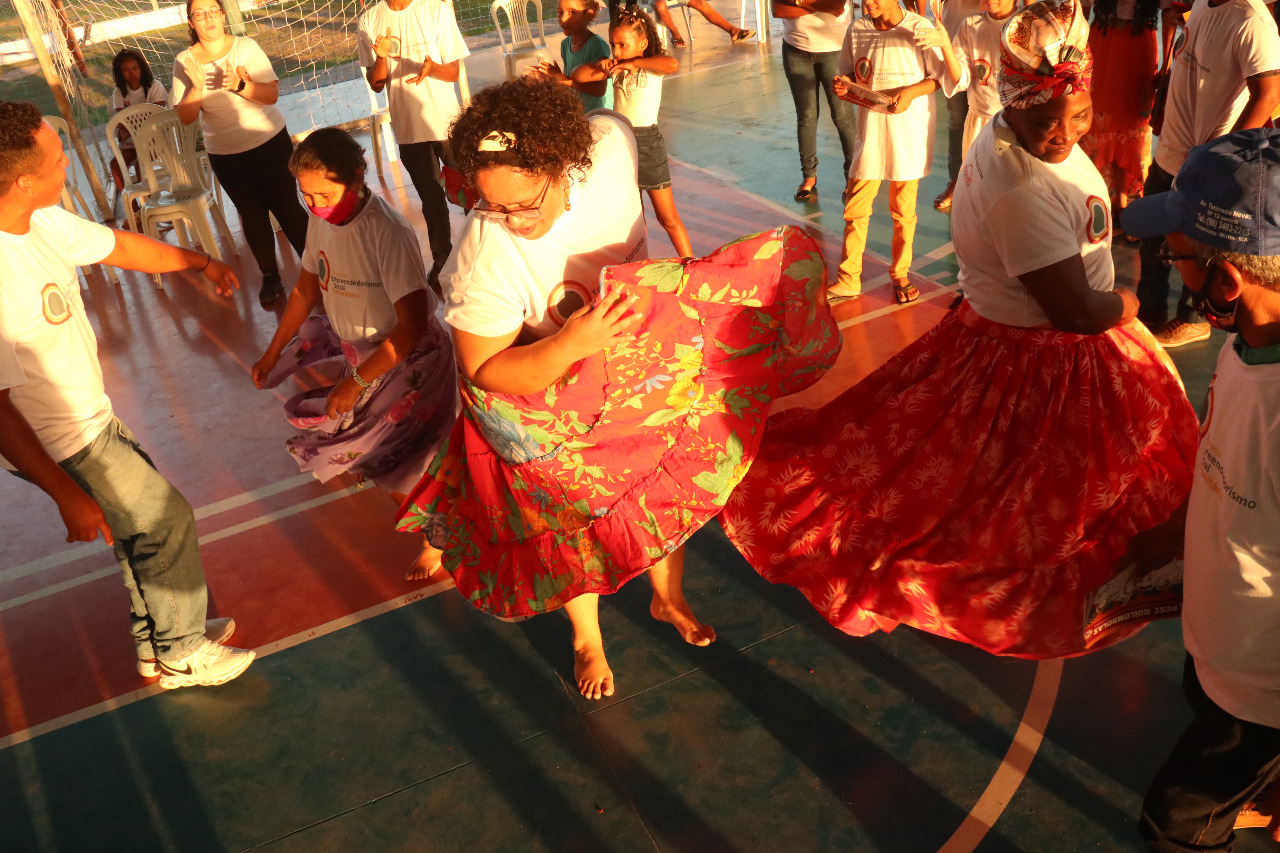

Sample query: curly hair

[290,127,367,185]
[609,7,664,58]
[0,101,47,190]
[112,48,154,98]
[449,77,593,182]
[1090,0,1160,34]
[186,0,225,45]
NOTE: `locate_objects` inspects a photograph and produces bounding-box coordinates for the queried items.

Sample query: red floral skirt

[397,227,840,619]
[1078,23,1158,201]
[719,303,1199,659]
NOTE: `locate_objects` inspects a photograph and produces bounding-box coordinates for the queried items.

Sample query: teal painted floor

[4,15,1278,853]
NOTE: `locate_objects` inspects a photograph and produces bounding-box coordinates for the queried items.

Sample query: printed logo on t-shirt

[1200,379,1216,440]
[40,282,72,325]
[1085,195,1109,244]
[854,57,873,85]
[547,280,594,327]
[317,250,331,292]
[973,58,991,87]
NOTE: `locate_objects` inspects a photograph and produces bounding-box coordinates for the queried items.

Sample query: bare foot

[406,544,445,582]
[650,600,716,646]
[574,643,615,700]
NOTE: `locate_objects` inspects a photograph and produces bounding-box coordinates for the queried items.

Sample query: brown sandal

[891,278,920,304]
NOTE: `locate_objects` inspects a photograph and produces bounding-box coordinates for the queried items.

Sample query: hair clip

[478,130,518,152]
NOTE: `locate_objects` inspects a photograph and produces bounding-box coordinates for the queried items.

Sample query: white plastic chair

[44,115,120,287]
[641,0,695,48]
[133,110,236,288]
[105,102,166,232]
[491,0,549,80]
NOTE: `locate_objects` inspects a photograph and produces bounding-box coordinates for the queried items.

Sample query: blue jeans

[1137,163,1203,327]
[1140,655,1280,852]
[58,419,208,662]
[782,41,856,180]
[946,90,969,182]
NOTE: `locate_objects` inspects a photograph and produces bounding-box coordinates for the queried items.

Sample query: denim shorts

[633,124,671,191]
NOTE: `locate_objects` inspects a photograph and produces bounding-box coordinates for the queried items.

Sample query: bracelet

[351,366,372,389]
[196,251,211,273]
[235,77,247,94]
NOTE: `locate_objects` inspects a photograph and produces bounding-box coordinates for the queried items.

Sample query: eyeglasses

[473,174,554,222]
[1157,241,1198,267]
[190,9,225,21]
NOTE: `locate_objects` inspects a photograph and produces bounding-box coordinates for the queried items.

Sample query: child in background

[574,7,693,258]
[933,0,1015,211]
[108,48,168,192]
[531,0,614,112]
[251,128,458,582]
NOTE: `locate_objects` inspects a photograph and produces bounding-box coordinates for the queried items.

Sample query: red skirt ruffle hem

[719,302,1199,659]
[1078,23,1158,201]
[397,227,841,619]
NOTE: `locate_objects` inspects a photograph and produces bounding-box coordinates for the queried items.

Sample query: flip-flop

[794,183,817,202]
[731,28,755,43]
[932,193,952,212]
[672,34,686,47]
[891,279,920,304]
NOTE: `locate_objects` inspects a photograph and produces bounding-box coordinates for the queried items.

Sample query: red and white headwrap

[997,0,1092,111]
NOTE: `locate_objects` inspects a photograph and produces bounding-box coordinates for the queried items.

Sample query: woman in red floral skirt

[720,0,1200,659]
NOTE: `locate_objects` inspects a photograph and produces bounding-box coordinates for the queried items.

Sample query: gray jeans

[782,41,856,180]
[58,418,209,662]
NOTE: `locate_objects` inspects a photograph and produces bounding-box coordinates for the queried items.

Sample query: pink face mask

[309,187,361,224]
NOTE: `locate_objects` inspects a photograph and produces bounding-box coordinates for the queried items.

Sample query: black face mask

[1189,265,1238,331]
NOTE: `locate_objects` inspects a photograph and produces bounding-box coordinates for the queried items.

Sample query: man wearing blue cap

[1123,127,1280,851]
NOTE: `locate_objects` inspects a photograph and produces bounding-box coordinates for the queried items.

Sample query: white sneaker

[157,636,254,690]
[137,617,236,678]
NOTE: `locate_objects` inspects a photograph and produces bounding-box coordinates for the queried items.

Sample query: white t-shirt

[612,68,664,129]
[301,193,435,345]
[782,3,852,53]
[357,0,470,145]
[108,79,168,113]
[443,114,648,340]
[1155,0,1280,175]
[0,206,118,469]
[172,37,287,155]
[953,13,1004,119]
[1183,339,1280,729]
[838,11,965,181]
[952,117,1115,328]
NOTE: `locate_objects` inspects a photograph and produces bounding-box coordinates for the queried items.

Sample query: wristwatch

[235,77,247,93]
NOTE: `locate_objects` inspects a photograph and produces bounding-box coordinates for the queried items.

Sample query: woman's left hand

[326,376,364,419]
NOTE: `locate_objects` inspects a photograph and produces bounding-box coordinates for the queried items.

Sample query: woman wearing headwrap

[720,0,1199,659]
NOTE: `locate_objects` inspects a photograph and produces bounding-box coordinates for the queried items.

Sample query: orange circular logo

[317,250,331,292]
[547,280,593,326]
[1085,195,1109,244]
[40,283,71,325]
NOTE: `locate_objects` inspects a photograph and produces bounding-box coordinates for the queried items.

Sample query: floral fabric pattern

[258,315,459,495]
[1078,24,1157,201]
[397,227,840,619]
[720,302,1200,659]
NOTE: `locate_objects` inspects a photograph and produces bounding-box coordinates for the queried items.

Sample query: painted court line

[0,486,361,610]
[0,580,457,751]
[939,660,1063,852]
[0,473,322,585]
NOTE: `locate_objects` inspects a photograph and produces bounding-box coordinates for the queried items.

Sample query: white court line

[0,486,359,611]
[939,660,1063,852]
[0,579,457,751]
[0,473,320,585]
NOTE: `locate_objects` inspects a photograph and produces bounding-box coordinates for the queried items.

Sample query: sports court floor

[2,13,1274,853]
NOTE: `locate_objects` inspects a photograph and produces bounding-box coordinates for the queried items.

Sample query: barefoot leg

[687,0,736,35]
[646,187,693,259]
[565,593,615,700]
[652,0,686,45]
[648,546,716,646]
[390,490,446,582]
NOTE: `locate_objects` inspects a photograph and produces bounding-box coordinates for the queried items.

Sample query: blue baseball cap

[1122,128,1280,255]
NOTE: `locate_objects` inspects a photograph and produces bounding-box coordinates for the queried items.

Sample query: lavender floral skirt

[260,315,459,496]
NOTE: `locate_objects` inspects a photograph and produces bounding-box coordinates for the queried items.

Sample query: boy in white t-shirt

[357,0,470,289]
[830,0,965,303]
[0,100,255,690]
[1123,128,1280,852]
[1134,0,1280,348]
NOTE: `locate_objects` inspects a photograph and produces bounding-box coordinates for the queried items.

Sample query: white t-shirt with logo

[1183,339,1280,729]
[953,13,1003,120]
[108,79,168,113]
[301,193,435,345]
[782,3,852,54]
[357,0,470,145]
[1155,0,1280,175]
[838,11,966,181]
[952,117,1114,328]
[612,68,664,129]
[172,37,287,155]
[443,114,648,340]
[0,206,118,469]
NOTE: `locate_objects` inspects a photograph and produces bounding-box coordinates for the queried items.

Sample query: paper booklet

[1082,559,1183,649]
[837,81,895,113]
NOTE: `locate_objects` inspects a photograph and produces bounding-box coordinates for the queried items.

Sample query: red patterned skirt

[397,227,840,619]
[720,302,1199,659]
[1078,22,1158,201]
